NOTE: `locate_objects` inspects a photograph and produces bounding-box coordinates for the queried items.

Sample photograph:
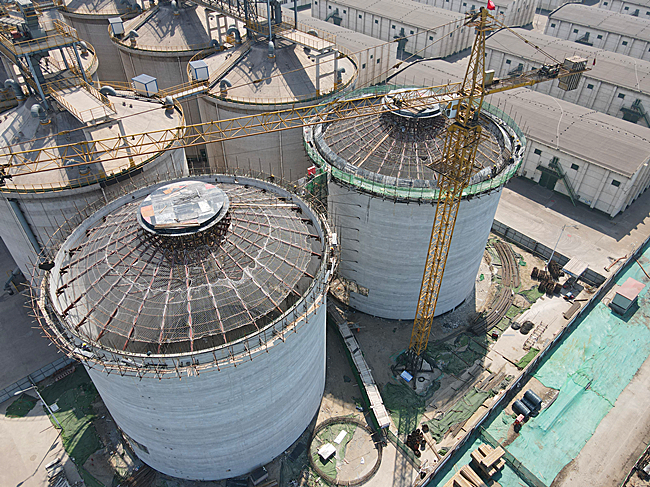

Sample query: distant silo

[36,175,332,480]
[0,92,187,281]
[60,0,141,82]
[304,87,525,319]
[198,34,358,181]
[108,1,222,166]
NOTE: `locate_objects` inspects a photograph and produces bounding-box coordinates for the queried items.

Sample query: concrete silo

[0,90,187,281]
[36,175,332,480]
[108,0,223,166]
[197,32,358,181]
[60,0,142,82]
[304,87,525,320]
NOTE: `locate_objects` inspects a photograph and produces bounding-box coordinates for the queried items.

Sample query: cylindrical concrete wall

[0,95,187,280]
[199,40,357,181]
[60,0,140,82]
[86,300,326,479]
[37,175,331,480]
[328,182,502,319]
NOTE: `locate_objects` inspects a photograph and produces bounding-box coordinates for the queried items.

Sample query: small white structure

[485,28,650,127]
[132,74,158,96]
[409,0,536,27]
[610,277,644,314]
[312,0,472,59]
[598,0,650,17]
[545,4,650,61]
[189,60,210,81]
[108,17,124,36]
[318,443,337,462]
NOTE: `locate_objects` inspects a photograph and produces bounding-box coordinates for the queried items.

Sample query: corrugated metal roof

[322,0,464,28]
[549,4,650,42]
[486,28,650,93]
[391,59,650,177]
[292,12,390,49]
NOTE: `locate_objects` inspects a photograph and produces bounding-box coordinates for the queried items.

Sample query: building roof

[49,180,323,355]
[291,11,391,50]
[119,3,212,52]
[486,28,650,94]
[616,277,645,300]
[390,59,650,177]
[0,94,183,190]
[549,4,650,42]
[63,0,135,16]
[205,39,356,103]
[323,0,464,29]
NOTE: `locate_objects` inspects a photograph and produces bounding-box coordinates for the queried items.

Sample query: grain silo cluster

[1,0,534,482]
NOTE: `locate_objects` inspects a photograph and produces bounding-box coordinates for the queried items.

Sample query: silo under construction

[304,87,525,320]
[59,0,142,82]
[0,90,187,282]
[197,28,358,181]
[36,175,333,480]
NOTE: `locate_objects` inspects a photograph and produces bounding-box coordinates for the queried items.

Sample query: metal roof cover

[138,181,229,235]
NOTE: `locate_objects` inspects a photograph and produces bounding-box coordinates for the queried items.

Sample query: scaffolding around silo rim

[303,85,527,204]
[31,168,337,380]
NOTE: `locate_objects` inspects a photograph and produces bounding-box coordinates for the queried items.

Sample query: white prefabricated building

[392,58,650,217]
[485,28,650,127]
[545,4,650,61]
[311,0,473,59]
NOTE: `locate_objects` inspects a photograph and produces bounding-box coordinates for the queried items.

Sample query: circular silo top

[311,88,510,188]
[50,179,323,355]
[138,181,229,236]
[382,89,442,120]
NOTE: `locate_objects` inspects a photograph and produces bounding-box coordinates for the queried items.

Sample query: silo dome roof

[312,90,511,188]
[52,181,322,355]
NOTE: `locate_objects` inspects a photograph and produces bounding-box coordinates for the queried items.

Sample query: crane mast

[407,9,503,373]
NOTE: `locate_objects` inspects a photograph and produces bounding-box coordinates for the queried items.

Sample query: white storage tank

[108,1,228,167]
[0,92,187,281]
[60,0,142,82]
[198,35,358,181]
[36,175,332,480]
[304,87,525,319]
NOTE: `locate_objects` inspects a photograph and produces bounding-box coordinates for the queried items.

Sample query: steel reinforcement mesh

[55,183,322,355]
[316,101,508,184]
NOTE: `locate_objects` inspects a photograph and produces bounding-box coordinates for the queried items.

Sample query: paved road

[497,177,650,272]
[0,238,60,391]
[0,396,80,487]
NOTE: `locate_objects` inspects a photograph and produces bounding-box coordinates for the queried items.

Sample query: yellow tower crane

[406,8,587,374]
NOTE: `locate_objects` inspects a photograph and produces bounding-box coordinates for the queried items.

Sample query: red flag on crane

[487,0,496,9]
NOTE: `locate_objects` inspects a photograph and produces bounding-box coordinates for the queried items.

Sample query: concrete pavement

[497,177,650,274]
[0,238,61,390]
[0,395,81,487]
